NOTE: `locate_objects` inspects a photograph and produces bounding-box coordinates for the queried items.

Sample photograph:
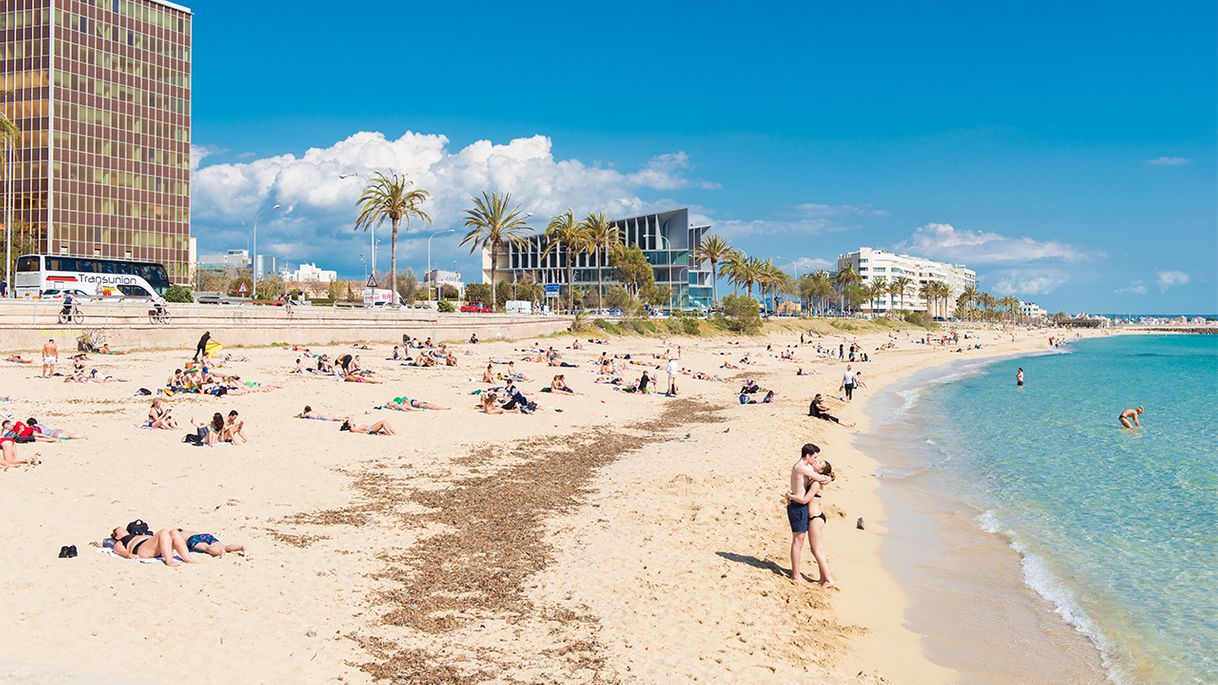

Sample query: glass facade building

[1,0,191,282]
[483,207,714,311]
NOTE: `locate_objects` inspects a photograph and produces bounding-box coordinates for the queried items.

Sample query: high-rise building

[836,247,976,317]
[1,0,192,281]
[482,207,714,310]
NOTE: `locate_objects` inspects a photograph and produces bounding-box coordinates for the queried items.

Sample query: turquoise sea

[889,335,1217,683]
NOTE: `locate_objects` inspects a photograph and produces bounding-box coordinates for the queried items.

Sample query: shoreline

[857,350,1111,683]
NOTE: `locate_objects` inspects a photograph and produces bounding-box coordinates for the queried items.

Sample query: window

[16,256,41,272]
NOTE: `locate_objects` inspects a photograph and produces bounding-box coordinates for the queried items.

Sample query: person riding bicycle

[60,293,77,318]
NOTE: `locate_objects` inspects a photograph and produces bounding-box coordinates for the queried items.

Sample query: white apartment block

[284,262,338,283]
[836,247,976,317]
[1020,300,1048,318]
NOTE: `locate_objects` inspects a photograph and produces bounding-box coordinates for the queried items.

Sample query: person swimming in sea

[1016,367,1024,387]
[1119,406,1144,429]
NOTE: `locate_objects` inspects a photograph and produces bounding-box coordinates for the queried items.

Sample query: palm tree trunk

[566,253,574,313]
[390,219,400,307]
[489,243,498,312]
[710,259,719,309]
[597,258,604,313]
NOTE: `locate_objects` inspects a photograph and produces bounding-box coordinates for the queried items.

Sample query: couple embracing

[786,443,835,586]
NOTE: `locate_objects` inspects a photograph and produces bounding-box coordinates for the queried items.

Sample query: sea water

[879,335,1217,683]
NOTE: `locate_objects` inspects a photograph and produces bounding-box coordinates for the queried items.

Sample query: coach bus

[13,254,169,300]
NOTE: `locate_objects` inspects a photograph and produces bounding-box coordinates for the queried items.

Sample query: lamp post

[339,173,376,274]
[251,203,281,302]
[427,228,455,304]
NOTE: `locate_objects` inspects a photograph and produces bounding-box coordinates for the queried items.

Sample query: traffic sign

[236,282,249,296]
[544,284,560,298]
[366,273,379,288]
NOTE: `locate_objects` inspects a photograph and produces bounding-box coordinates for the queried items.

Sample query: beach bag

[182,433,202,446]
[126,519,151,536]
[739,394,750,405]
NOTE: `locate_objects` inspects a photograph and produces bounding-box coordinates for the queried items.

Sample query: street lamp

[251,203,281,302]
[427,228,455,304]
[340,173,377,274]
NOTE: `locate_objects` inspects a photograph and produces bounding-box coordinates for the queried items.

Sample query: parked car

[460,302,493,313]
[40,288,94,301]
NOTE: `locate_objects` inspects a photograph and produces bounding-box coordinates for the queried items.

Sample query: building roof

[148,0,192,15]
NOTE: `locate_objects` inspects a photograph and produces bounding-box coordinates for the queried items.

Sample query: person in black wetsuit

[193,332,211,362]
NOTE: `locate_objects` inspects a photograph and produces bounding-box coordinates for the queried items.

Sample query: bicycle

[58,304,83,325]
[148,306,171,325]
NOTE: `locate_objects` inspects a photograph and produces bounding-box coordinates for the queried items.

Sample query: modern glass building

[482,207,714,311]
[0,0,192,281]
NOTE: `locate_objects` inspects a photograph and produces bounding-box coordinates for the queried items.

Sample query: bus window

[102,261,117,274]
[47,258,61,271]
[16,256,40,272]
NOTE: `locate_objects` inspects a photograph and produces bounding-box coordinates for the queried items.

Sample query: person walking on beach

[666,357,680,397]
[1016,368,1024,387]
[786,443,833,585]
[193,332,211,362]
[1119,406,1144,429]
[840,365,857,401]
[41,338,58,378]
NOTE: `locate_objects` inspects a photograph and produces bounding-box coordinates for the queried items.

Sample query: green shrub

[830,319,858,331]
[623,317,657,334]
[164,285,193,303]
[721,294,761,333]
[593,318,622,335]
[903,310,937,329]
[437,300,455,313]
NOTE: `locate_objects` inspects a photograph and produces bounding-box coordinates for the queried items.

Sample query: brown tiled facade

[1,0,191,282]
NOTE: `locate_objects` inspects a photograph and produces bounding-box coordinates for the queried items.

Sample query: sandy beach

[0,322,1097,683]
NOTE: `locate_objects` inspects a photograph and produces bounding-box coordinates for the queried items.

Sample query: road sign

[544,284,560,298]
[236,282,249,296]
[366,273,379,288]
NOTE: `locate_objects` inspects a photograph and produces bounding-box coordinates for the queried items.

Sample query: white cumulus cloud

[990,269,1069,296]
[1115,281,1148,295]
[899,223,1096,265]
[190,131,712,273]
[1157,271,1190,289]
[783,257,834,273]
[1146,156,1191,166]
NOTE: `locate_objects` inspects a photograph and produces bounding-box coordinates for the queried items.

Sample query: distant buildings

[1019,300,1048,318]
[1,0,194,281]
[482,207,714,310]
[284,262,337,283]
[422,269,463,293]
[197,249,249,272]
[836,247,976,317]
[254,254,278,278]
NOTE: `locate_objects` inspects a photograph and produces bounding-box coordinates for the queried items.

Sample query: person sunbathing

[808,394,854,427]
[147,399,177,429]
[344,373,383,383]
[176,529,247,557]
[480,392,519,414]
[109,525,195,567]
[3,354,31,364]
[27,418,86,440]
[0,435,37,469]
[483,363,495,384]
[222,410,248,444]
[339,419,396,435]
[290,357,312,374]
[378,397,450,411]
[548,375,577,395]
[296,405,346,421]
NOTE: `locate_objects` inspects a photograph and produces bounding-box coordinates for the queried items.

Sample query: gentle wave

[976,513,1133,685]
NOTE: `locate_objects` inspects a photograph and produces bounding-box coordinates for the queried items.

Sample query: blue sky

[190,1,1217,313]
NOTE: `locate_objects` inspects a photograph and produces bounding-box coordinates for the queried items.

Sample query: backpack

[182,433,203,446]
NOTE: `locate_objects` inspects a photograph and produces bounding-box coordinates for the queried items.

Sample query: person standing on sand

[1119,406,1144,429]
[1016,368,1024,387]
[786,444,833,585]
[193,332,211,362]
[41,339,58,378]
[666,357,680,397]
[840,365,857,401]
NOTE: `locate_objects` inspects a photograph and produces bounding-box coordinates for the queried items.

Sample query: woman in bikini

[483,363,495,384]
[339,419,397,435]
[147,399,176,429]
[379,397,450,411]
[480,392,519,414]
[784,459,836,586]
[297,406,346,421]
[0,435,36,469]
[110,526,195,567]
[550,375,577,394]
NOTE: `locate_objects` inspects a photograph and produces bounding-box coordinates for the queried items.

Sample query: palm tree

[460,191,533,312]
[581,211,619,312]
[891,276,913,313]
[542,210,591,313]
[834,265,860,314]
[867,277,888,316]
[934,281,952,318]
[958,285,979,320]
[353,172,431,305]
[692,234,732,309]
[721,250,747,295]
[809,270,834,314]
[918,281,934,316]
[740,256,764,299]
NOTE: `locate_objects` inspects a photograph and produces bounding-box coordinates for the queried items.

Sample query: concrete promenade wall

[0,301,572,352]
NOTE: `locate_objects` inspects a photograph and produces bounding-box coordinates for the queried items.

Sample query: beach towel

[95,546,183,564]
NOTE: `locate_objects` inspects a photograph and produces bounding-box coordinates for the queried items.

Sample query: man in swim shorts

[788,443,832,584]
[41,338,58,378]
[1119,406,1144,429]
